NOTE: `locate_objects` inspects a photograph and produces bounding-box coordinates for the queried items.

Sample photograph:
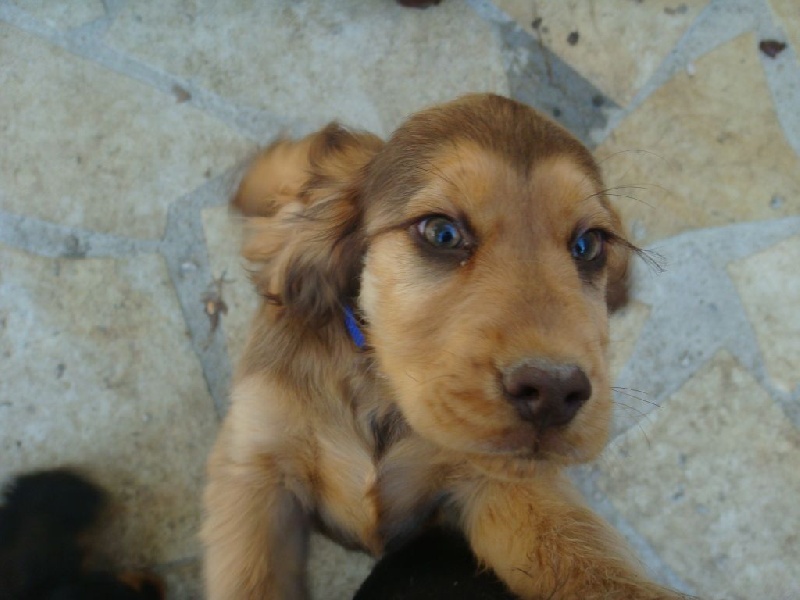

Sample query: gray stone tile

[497,19,617,145]
[157,558,203,600]
[11,0,105,30]
[596,351,800,600]
[0,24,253,239]
[0,246,218,566]
[105,0,509,136]
[728,234,800,394]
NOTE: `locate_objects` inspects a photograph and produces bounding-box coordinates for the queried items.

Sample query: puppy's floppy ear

[233,124,383,326]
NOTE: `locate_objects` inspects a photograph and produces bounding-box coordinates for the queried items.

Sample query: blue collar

[344,305,366,349]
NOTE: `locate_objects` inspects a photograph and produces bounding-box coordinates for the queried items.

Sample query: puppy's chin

[474,424,608,467]
[460,429,608,480]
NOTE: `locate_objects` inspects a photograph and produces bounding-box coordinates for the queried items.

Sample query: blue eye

[418,217,463,249]
[571,230,605,261]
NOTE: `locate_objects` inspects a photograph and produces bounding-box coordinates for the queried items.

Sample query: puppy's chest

[312,411,443,554]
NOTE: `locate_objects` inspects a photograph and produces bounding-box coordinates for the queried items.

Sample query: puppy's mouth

[476,422,579,461]
[460,424,587,479]
[456,386,606,463]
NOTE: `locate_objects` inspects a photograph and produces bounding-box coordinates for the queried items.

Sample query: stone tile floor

[1,1,798,598]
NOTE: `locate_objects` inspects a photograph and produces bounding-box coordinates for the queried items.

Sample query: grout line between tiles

[158,173,241,418]
[593,0,760,145]
[0,211,160,259]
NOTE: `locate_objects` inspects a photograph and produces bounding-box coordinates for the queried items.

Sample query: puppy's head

[236,95,631,469]
[360,95,630,467]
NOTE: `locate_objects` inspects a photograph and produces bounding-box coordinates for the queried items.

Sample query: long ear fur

[233,124,383,327]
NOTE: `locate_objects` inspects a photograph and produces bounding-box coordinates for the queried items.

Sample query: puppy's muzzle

[502,361,592,429]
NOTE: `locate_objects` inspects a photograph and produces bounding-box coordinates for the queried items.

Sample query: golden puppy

[202,94,686,600]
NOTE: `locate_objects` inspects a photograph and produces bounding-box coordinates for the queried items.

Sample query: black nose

[502,362,592,428]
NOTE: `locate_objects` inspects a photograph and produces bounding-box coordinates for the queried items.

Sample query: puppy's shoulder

[223,375,315,457]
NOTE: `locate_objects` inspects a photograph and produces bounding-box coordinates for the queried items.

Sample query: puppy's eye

[417,216,463,249]
[571,230,605,262]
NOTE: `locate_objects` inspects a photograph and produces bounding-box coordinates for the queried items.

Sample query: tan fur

[202,95,686,600]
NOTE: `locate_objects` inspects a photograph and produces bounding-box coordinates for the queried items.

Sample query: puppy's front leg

[203,423,310,600]
[459,472,689,600]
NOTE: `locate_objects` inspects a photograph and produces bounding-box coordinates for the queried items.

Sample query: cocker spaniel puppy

[202,94,685,600]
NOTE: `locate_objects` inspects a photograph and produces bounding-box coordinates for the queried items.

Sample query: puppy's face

[359,97,629,466]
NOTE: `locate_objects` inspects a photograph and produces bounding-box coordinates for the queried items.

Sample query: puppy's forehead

[406,143,604,226]
[363,96,605,231]
[404,141,518,215]
[528,154,605,214]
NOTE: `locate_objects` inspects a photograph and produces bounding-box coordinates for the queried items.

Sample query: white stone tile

[12,0,105,30]
[495,0,709,105]
[105,0,509,136]
[0,246,218,566]
[596,351,800,599]
[0,24,253,239]
[728,235,800,393]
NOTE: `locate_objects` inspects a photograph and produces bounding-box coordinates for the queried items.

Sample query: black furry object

[354,527,518,600]
[0,468,162,600]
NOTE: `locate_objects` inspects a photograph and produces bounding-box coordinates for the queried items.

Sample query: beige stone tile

[728,235,800,393]
[771,0,800,54]
[597,33,800,245]
[609,300,651,381]
[105,0,508,136]
[0,246,218,566]
[0,25,253,239]
[596,351,800,599]
[201,206,259,366]
[308,534,374,600]
[495,0,708,106]
[12,0,105,30]
[608,300,652,434]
